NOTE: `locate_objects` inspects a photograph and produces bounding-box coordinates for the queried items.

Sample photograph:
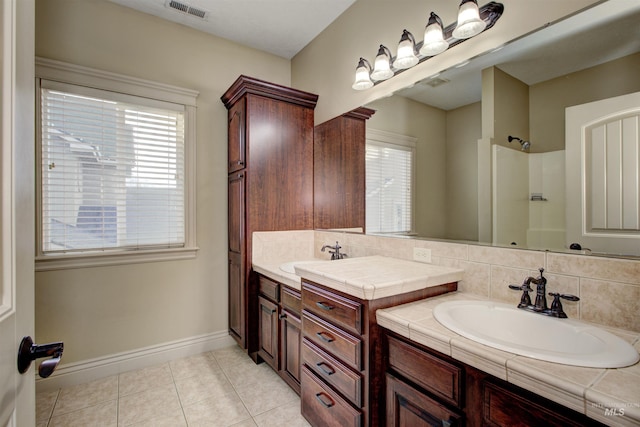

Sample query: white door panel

[1,0,35,425]
[566,91,640,256]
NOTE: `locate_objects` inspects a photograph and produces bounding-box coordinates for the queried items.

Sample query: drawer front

[281,285,301,316]
[302,338,363,406]
[301,366,362,427]
[302,310,362,371]
[388,335,462,408]
[259,275,279,302]
[302,282,362,335]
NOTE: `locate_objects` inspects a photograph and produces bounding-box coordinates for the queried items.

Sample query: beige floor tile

[126,413,188,427]
[253,400,310,427]
[119,363,174,397]
[212,346,254,370]
[169,353,221,380]
[175,369,236,406]
[49,400,117,427]
[182,392,252,426]
[235,377,299,416]
[230,419,258,427]
[53,375,118,416]
[222,360,282,389]
[117,383,183,426]
[36,389,59,421]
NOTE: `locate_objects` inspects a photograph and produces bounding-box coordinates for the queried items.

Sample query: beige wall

[366,96,447,237]
[482,66,529,147]
[292,0,600,125]
[34,0,291,364]
[530,52,640,152]
[446,102,482,241]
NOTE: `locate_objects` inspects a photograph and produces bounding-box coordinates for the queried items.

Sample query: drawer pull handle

[316,362,335,376]
[316,301,335,311]
[315,392,335,408]
[316,332,335,343]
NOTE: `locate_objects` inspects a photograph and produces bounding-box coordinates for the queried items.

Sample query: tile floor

[36,345,311,427]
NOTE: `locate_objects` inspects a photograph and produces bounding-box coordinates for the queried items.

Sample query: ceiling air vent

[166,0,208,19]
[424,77,450,88]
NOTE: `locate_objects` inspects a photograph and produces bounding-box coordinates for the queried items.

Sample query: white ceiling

[108,0,355,59]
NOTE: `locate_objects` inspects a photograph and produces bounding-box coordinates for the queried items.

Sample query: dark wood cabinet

[222,76,317,354]
[258,295,279,369]
[257,274,303,394]
[383,331,606,427]
[313,107,375,231]
[301,280,457,427]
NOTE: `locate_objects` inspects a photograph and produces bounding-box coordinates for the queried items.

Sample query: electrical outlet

[413,247,432,263]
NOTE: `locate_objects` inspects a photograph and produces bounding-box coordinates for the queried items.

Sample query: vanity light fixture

[453,0,487,39]
[351,1,504,91]
[393,30,419,69]
[420,12,448,56]
[352,58,374,90]
[371,45,394,81]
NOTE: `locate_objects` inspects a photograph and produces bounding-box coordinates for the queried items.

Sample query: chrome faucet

[321,241,346,260]
[508,268,579,318]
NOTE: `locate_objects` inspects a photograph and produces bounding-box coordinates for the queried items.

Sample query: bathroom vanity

[253,250,640,427]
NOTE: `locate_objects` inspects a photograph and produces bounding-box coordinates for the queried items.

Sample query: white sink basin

[432,300,639,368]
[279,260,326,275]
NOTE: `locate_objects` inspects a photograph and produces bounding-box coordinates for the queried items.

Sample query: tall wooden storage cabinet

[313,107,375,231]
[221,76,318,354]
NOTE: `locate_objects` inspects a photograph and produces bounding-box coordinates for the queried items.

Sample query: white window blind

[366,139,414,234]
[39,82,186,254]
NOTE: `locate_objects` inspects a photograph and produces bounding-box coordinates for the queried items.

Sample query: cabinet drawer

[302,282,362,335]
[301,366,362,427]
[302,338,363,407]
[259,275,279,302]
[282,285,301,316]
[303,310,362,371]
[388,335,462,408]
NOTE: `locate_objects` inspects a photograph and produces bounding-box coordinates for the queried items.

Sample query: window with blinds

[39,82,186,254]
[366,140,415,234]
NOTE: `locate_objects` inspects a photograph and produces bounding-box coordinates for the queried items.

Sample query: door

[566,91,640,256]
[1,0,36,425]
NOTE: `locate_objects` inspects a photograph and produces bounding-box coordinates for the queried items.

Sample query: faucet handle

[548,292,580,318]
[509,282,532,307]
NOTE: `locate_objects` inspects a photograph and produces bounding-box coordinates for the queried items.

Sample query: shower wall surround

[309,230,639,332]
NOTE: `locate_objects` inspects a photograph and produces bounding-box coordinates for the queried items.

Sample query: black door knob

[17,336,64,378]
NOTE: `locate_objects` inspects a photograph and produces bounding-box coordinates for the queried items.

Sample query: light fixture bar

[352,1,504,90]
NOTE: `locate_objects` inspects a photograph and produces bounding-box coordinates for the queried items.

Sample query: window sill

[35,247,199,271]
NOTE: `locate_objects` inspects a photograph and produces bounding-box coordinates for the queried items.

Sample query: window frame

[35,57,199,271]
[365,128,417,235]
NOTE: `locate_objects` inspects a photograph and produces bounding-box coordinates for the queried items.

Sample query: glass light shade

[419,13,448,56]
[453,0,486,39]
[371,45,393,81]
[393,30,418,69]
[352,58,373,90]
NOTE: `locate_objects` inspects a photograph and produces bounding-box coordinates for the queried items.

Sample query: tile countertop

[253,255,464,298]
[377,292,640,427]
[292,255,464,300]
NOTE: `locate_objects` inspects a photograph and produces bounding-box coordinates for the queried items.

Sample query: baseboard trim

[35,330,236,392]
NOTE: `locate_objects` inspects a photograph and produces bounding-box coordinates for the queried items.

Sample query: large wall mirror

[361,0,640,258]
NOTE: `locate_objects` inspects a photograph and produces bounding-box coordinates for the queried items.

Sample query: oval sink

[279,260,326,275]
[432,300,639,368]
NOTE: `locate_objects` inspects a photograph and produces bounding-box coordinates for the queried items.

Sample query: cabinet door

[280,309,302,391]
[228,98,245,173]
[229,251,245,347]
[386,373,462,427]
[228,171,245,254]
[258,296,279,370]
